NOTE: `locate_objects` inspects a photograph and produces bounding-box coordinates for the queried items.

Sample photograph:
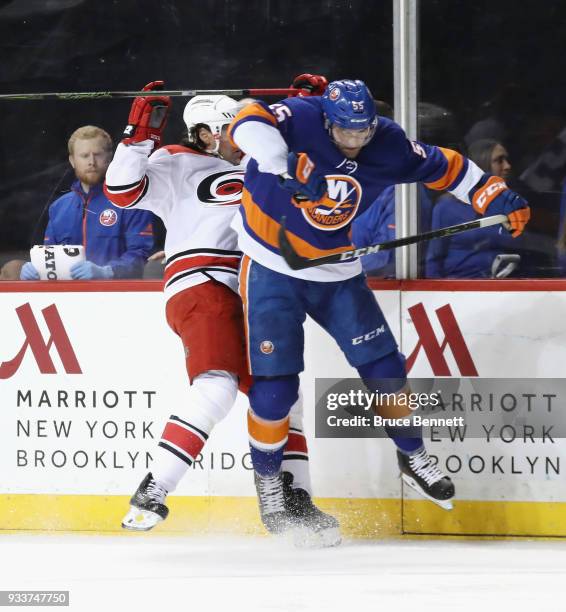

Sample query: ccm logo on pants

[352,325,385,345]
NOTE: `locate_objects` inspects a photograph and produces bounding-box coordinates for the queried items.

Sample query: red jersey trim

[164,254,241,284]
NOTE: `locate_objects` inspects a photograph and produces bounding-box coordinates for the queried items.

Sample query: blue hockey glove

[20,262,40,280]
[487,190,530,238]
[70,261,114,280]
[279,152,327,206]
[472,177,530,237]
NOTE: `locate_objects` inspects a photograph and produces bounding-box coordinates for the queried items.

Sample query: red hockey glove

[290,73,329,97]
[472,176,530,237]
[122,81,171,147]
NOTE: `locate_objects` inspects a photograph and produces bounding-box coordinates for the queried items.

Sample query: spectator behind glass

[20,126,154,280]
[426,139,529,278]
[464,83,529,157]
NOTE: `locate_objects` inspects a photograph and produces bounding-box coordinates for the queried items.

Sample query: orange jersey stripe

[242,188,352,259]
[425,147,464,191]
[228,102,277,147]
[248,409,289,445]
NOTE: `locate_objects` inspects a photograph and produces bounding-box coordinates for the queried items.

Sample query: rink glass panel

[413,0,566,280]
[0,0,393,277]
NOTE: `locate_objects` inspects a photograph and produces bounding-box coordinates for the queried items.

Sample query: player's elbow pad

[232,122,288,175]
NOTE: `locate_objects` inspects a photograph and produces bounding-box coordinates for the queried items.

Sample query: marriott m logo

[406,302,478,376]
[0,303,82,379]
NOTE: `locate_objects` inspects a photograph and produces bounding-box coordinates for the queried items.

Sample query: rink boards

[0,279,565,537]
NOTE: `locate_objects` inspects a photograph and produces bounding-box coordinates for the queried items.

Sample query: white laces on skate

[257,475,285,515]
[408,448,445,486]
[146,479,167,503]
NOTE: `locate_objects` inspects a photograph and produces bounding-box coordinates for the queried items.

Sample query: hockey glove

[291,73,329,97]
[472,176,530,237]
[122,81,171,147]
[20,262,40,280]
[70,261,114,280]
[280,152,327,206]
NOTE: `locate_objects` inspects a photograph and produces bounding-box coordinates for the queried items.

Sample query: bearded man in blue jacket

[21,125,154,280]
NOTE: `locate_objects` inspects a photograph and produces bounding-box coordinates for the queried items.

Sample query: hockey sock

[281,427,311,492]
[281,392,311,493]
[385,419,424,455]
[153,417,208,492]
[357,353,423,455]
[152,370,238,492]
[248,408,289,477]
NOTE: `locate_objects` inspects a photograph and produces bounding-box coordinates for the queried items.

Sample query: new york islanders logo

[99,209,118,226]
[197,170,245,207]
[302,175,362,231]
[328,88,341,101]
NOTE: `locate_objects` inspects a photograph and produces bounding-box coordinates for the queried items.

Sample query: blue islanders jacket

[352,184,434,277]
[44,180,154,278]
[425,193,527,278]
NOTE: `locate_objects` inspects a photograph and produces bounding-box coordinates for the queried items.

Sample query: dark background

[1,0,565,268]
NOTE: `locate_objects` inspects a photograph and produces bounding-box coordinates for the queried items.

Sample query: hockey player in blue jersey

[228,79,530,544]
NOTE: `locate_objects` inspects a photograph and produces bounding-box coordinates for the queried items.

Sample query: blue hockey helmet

[322,80,377,129]
[321,80,377,151]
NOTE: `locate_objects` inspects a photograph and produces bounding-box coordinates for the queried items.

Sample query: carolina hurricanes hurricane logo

[302,174,362,231]
[197,170,245,207]
[99,209,118,226]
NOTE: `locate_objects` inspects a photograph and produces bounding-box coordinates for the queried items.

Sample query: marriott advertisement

[1,283,565,536]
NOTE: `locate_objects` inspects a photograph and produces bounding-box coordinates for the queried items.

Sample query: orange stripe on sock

[248,409,289,446]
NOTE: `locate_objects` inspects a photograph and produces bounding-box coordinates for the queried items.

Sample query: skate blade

[292,525,342,549]
[401,474,454,511]
[121,506,164,531]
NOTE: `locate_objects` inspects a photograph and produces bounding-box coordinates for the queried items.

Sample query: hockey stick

[278,214,509,270]
[0,88,299,101]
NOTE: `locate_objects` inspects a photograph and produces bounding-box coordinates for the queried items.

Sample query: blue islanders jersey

[229,96,485,281]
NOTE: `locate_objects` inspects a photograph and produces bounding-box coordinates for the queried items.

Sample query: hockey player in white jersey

[104,80,339,546]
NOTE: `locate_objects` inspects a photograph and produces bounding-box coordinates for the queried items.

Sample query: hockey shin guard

[152,370,238,492]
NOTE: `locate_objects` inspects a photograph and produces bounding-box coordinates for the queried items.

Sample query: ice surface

[0,534,565,611]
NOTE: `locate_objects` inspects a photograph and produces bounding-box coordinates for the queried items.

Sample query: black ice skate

[254,472,295,535]
[122,472,169,531]
[397,448,455,510]
[282,471,341,548]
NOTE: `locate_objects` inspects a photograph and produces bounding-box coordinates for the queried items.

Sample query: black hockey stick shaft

[0,88,299,101]
[278,214,509,270]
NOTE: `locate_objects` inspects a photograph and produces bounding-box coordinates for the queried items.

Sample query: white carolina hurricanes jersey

[104,141,245,299]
